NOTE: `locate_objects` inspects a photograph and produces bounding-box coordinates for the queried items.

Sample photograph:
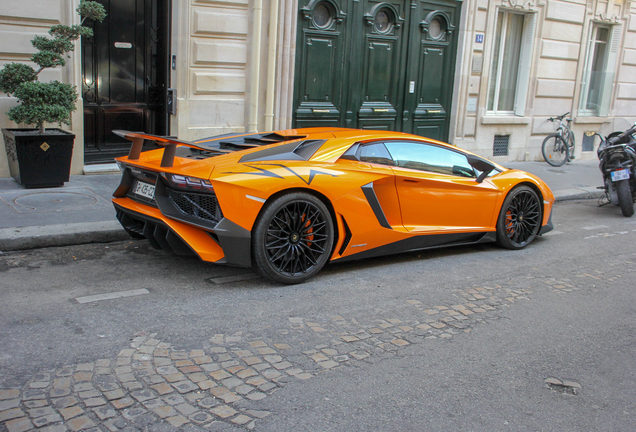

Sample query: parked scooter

[594,124,636,217]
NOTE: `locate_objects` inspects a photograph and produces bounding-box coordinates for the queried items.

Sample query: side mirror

[466,154,496,183]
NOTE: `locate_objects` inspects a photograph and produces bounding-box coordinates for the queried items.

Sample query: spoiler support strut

[112,130,231,168]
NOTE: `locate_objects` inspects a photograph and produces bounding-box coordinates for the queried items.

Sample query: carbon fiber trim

[114,205,195,257]
[538,209,554,236]
[338,232,494,262]
[361,183,392,229]
[338,216,352,256]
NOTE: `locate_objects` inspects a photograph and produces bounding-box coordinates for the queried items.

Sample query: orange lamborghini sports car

[112,128,554,284]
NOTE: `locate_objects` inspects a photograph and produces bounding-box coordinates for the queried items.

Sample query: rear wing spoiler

[113,130,232,168]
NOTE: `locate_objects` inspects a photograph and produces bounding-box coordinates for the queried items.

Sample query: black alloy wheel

[496,186,542,249]
[252,192,334,284]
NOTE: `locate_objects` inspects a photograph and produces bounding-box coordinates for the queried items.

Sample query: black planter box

[2,128,75,188]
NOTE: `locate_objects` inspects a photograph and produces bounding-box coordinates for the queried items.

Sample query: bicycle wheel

[542,134,569,167]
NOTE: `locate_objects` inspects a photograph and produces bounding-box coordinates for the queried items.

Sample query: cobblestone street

[1,200,636,431]
[2,278,543,431]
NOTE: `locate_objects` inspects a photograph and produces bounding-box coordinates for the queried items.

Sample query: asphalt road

[1,199,635,431]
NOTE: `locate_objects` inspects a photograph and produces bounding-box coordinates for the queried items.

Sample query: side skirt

[335,231,496,263]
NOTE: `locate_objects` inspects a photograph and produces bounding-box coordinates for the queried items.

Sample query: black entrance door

[82,0,170,164]
[293,0,461,142]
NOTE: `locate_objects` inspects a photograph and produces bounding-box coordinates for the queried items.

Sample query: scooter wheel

[616,179,634,217]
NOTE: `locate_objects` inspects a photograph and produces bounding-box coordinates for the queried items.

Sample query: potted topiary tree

[0,0,106,188]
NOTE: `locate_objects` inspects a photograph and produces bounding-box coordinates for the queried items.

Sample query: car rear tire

[252,192,334,284]
[616,179,634,217]
[496,186,542,249]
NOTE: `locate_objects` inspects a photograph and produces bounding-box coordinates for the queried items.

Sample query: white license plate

[611,169,630,182]
[133,181,155,199]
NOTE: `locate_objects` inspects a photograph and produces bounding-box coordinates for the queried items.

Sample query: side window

[384,141,476,178]
[358,142,395,166]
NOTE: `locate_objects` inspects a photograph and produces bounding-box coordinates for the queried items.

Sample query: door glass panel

[384,141,475,177]
[374,9,391,33]
[429,18,444,39]
[313,2,332,28]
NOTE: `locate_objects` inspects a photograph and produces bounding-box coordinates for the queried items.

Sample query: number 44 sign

[475,34,484,43]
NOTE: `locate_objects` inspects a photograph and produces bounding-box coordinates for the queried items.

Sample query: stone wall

[172,0,250,141]
[0,0,84,178]
[453,0,636,162]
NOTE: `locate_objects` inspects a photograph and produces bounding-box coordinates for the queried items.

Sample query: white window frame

[486,10,536,116]
[579,23,622,117]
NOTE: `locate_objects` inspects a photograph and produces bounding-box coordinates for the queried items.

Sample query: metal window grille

[582,133,595,152]
[493,135,510,156]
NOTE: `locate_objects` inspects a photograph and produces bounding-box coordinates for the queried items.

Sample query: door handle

[403,179,419,183]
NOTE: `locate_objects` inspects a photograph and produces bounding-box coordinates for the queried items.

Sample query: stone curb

[0,221,129,252]
[554,187,605,202]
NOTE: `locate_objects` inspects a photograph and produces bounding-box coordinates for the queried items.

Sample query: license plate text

[134,181,155,199]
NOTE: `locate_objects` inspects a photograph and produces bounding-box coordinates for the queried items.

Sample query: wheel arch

[516,181,544,204]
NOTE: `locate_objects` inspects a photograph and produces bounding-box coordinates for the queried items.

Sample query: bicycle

[542,112,575,167]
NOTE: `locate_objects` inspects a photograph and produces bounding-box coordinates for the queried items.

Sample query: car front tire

[496,186,542,249]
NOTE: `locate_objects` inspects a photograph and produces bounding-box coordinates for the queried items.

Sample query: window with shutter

[579,24,622,116]
[486,11,536,116]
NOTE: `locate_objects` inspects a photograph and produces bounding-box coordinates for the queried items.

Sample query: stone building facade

[0,0,634,179]
[454,0,636,162]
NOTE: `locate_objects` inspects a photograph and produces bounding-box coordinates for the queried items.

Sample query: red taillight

[163,173,214,192]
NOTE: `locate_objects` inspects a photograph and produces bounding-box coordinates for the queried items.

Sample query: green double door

[293,0,461,142]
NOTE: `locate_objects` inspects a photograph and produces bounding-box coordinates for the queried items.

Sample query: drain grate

[582,132,595,151]
[493,135,510,156]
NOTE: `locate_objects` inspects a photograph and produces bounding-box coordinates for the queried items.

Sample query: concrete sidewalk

[0,160,605,252]
[506,159,604,201]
